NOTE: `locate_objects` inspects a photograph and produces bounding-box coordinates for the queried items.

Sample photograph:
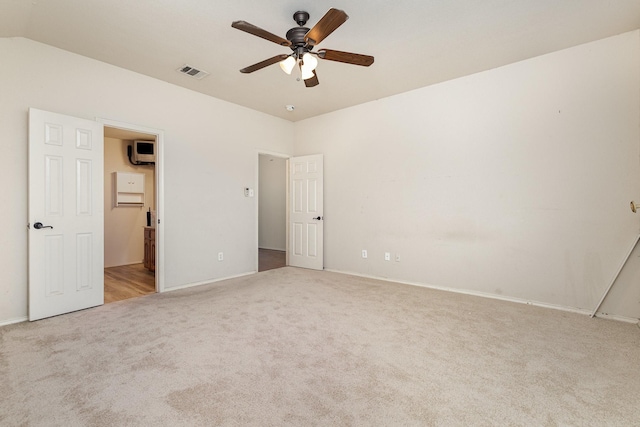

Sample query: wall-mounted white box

[113,172,145,207]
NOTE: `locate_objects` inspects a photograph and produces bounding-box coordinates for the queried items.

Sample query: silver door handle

[33,222,53,230]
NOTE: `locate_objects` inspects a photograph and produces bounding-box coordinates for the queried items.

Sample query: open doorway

[103,126,158,303]
[258,153,287,272]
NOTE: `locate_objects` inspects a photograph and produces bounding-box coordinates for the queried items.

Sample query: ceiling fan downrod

[293,11,309,26]
[286,12,312,52]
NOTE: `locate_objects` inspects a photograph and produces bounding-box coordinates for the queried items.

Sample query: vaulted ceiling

[2,0,640,121]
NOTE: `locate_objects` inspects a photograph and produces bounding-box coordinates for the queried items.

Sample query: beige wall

[2,32,639,324]
[0,37,294,324]
[294,31,640,320]
[104,137,155,267]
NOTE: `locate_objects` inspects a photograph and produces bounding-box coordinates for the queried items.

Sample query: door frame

[99,118,165,292]
[256,150,291,272]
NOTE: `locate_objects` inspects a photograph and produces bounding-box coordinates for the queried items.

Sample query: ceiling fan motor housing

[286,27,310,48]
[286,11,313,57]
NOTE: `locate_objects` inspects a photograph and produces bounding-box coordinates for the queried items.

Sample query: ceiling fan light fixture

[302,52,318,71]
[279,56,296,74]
[300,63,315,80]
[300,52,318,80]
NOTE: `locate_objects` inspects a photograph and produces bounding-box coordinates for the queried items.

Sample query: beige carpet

[1,267,639,426]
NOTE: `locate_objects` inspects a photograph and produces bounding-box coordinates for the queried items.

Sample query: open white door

[289,154,323,270]
[28,108,104,321]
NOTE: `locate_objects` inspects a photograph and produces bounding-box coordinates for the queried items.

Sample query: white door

[28,108,104,321]
[289,154,323,270]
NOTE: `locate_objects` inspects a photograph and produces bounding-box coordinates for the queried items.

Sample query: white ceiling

[3,0,640,122]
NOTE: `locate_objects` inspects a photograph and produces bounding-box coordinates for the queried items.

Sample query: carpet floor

[1,267,639,426]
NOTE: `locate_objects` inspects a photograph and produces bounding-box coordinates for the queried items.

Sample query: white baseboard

[324,269,640,324]
[161,271,256,293]
[592,312,640,324]
[0,316,28,327]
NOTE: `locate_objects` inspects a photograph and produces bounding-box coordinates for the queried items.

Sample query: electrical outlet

[384,252,391,261]
[395,254,400,262]
[362,250,368,259]
[218,252,224,261]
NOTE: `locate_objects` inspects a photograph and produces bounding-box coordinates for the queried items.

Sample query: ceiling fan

[231,8,374,87]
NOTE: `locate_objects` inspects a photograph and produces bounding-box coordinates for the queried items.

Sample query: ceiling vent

[177,64,210,80]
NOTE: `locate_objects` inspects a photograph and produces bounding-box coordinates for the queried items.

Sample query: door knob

[33,222,53,230]
[312,216,323,220]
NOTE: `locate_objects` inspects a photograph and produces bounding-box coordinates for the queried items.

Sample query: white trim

[99,119,165,138]
[0,316,28,327]
[285,158,290,267]
[257,150,291,159]
[592,312,640,324]
[97,118,165,293]
[156,129,165,292]
[162,271,255,293]
[324,269,640,323]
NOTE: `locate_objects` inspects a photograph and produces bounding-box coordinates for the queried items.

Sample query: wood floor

[105,250,284,303]
[259,249,286,272]
[104,263,155,304]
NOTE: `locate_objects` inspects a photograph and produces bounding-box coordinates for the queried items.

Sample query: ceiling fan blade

[231,21,292,47]
[318,49,374,67]
[240,54,289,73]
[304,8,348,46]
[304,70,319,87]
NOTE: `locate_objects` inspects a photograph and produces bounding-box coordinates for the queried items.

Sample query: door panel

[289,154,323,270]
[29,108,104,321]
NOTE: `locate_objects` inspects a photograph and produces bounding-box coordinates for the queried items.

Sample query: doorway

[258,153,287,272]
[27,109,164,320]
[102,122,163,302]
